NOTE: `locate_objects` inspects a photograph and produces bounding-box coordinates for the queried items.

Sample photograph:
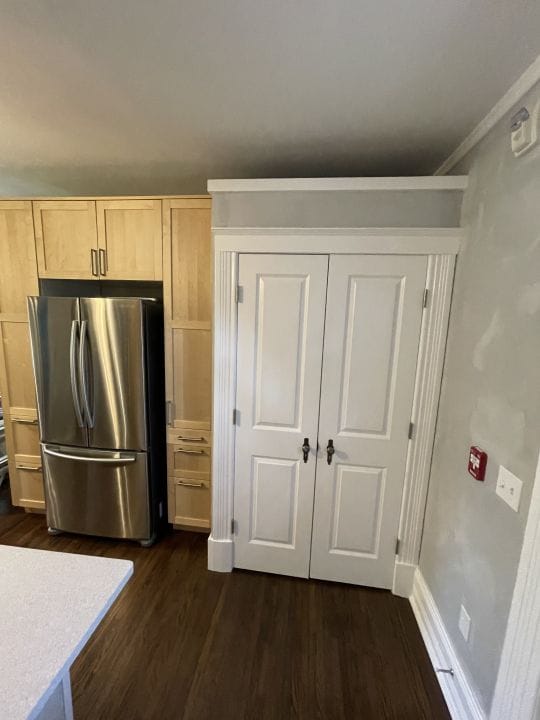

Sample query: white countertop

[0,545,133,720]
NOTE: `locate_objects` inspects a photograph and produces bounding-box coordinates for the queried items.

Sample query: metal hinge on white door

[395,538,401,555]
[232,408,239,425]
[235,285,244,303]
[408,422,415,440]
[231,518,237,535]
[423,288,429,309]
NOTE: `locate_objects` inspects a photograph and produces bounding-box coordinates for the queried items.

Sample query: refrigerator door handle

[43,446,137,465]
[79,319,95,428]
[69,320,85,428]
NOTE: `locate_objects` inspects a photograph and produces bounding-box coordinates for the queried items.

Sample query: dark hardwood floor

[0,481,450,720]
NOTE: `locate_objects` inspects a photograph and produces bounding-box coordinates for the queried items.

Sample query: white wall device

[511,102,540,157]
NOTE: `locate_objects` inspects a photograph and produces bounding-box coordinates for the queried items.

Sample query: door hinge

[423,288,429,309]
[395,538,401,555]
[235,285,243,303]
[232,408,239,425]
[231,518,236,535]
[408,421,415,440]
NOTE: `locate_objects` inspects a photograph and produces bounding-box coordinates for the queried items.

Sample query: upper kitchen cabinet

[96,199,162,280]
[163,198,212,429]
[33,198,162,280]
[0,201,39,316]
[34,200,99,279]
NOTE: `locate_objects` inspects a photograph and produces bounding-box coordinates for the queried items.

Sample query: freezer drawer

[42,444,151,540]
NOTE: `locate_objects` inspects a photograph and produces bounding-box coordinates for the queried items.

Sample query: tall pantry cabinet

[0,196,212,531]
[0,201,43,509]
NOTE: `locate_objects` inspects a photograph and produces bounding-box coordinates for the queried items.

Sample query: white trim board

[208,228,456,586]
[208,176,468,193]
[490,448,540,720]
[411,570,486,720]
[435,53,540,175]
[213,228,463,255]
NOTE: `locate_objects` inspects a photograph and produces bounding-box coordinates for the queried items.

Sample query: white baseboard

[410,570,486,720]
[207,535,234,572]
[392,561,417,597]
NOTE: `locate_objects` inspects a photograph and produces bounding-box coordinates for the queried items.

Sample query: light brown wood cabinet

[34,199,162,281]
[0,201,43,509]
[1,195,212,531]
[163,198,212,529]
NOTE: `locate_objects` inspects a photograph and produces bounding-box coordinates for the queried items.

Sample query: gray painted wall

[212,189,463,228]
[420,82,540,713]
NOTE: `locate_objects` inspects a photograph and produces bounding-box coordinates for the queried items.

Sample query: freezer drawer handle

[70,320,85,428]
[79,320,95,428]
[43,447,136,465]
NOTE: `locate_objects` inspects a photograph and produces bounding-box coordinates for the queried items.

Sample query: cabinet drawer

[14,454,45,509]
[167,428,212,445]
[169,443,211,475]
[10,416,40,456]
[172,477,210,529]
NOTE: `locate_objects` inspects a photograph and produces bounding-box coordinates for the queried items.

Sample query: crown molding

[435,54,540,175]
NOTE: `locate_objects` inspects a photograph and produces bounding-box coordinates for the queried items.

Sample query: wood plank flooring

[0,483,450,720]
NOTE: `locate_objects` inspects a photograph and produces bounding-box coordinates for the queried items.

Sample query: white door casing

[233,254,328,577]
[310,255,428,588]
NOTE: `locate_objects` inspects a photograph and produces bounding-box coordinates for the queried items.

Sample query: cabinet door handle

[166,401,173,426]
[91,249,98,276]
[174,448,206,455]
[16,465,42,472]
[175,436,206,443]
[12,418,38,425]
[175,480,205,488]
[98,248,107,276]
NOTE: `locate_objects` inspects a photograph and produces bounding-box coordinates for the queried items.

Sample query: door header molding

[214,227,462,255]
[208,177,468,193]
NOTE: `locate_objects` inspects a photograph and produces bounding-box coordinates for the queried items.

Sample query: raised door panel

[96,200,162,280]
[34,201,98,279]
[233,254,328,578]
[310,255,428,589]
[0,202,39,317]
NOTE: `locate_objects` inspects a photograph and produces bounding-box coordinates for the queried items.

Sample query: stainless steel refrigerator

[28,296,165,545]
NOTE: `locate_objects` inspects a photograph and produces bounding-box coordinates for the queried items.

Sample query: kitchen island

[0,544,133,720]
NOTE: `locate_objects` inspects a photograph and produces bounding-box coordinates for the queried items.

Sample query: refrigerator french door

[28,296,165,544]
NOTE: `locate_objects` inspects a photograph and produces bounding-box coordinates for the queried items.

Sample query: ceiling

[1,0,539,195]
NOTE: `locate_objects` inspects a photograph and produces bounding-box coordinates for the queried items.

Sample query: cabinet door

[163,198,212,429]
[310,255,427,589]
[233,254,329,578]
[34,201,98,279]
[0,319,44,509]
[0,202,39,316]
[96,199,163,280]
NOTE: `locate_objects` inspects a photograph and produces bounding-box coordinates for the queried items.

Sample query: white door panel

[310,255,427,588]
[234,254,328,577]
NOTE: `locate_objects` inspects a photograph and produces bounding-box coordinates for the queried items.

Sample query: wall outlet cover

[496,466,523,512]
[459,604,471,642]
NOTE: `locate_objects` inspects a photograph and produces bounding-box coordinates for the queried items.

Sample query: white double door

[234,252,427,588]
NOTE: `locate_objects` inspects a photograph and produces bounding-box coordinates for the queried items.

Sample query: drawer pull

[175,436,206,442]
[174,448,206,455]
[16,465,42,471]
[12,418,38,425]
[176,480,204,488]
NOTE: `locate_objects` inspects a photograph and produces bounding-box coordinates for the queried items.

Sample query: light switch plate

[496,466,522,512]
[459,604,471,642]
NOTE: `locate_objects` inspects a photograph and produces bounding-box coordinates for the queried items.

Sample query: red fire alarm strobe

[468,446,487,481]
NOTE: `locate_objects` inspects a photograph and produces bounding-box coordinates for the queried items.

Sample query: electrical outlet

[459,605,471,642]
[496,466,522,513]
